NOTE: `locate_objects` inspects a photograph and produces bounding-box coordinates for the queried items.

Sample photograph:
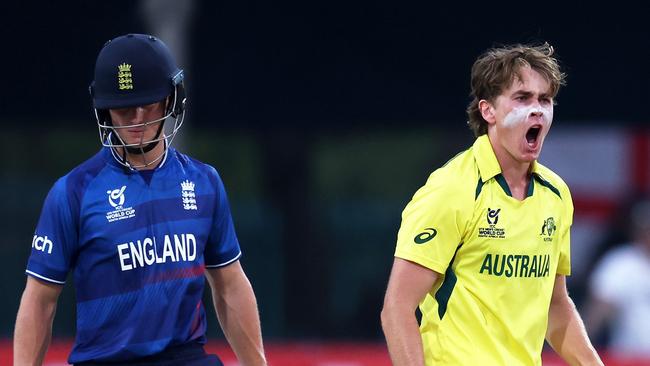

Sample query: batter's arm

[14,276,63,366]
[205,261,266,366]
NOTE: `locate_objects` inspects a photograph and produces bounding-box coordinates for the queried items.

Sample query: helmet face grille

[95,84,186,169]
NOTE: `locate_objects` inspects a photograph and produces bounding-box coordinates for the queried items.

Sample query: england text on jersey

[116,233,197,271]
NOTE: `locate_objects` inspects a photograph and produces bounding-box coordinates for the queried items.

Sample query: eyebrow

[512,90,552,99]
[512,90,533,98]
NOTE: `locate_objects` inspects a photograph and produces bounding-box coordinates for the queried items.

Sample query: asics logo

[414,228,437,244]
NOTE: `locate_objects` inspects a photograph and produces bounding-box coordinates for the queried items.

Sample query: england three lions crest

[181,180,197,210]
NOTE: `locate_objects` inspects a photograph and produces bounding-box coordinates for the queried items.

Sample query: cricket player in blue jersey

[14,34,267,366]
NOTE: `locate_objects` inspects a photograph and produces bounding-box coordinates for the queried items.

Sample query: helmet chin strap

[108,120,165,171]
[109,138,167,171]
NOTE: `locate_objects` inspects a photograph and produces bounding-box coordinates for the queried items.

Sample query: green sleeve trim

[435,267,457,320]
[434,244,463,319]
[475,177,484,200]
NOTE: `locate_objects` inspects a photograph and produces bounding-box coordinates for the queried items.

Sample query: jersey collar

[472,134,501,182]
[472,134,541,182]
[102,145,171,173]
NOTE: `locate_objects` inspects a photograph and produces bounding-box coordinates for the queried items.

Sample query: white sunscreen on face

[503,105,553,128]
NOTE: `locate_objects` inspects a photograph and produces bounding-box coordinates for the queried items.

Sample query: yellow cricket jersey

[395,134,572,366]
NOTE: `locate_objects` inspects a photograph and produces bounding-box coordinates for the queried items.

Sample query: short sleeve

[395,174,471,274]
[26,178,77,284]
[556,186,573,276]
[204,167,242,268]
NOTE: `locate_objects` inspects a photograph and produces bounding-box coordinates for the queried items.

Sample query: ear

[479,99,496,125]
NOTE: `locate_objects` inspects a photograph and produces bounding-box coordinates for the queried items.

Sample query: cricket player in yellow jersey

[381,43,603,366]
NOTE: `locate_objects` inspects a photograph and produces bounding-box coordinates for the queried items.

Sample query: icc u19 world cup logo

[107,186,126,208]
[487,208,500,225]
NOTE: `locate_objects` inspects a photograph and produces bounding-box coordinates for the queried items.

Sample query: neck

[499,163,531,186]
[488,134,532,200]
[500,165,531,200]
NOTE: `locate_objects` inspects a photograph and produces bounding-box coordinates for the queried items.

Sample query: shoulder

[424,148,478,195]
[408,148,477,209]
[54,150,108,197]
[534,162,571,200]
[39,150,107,219]
[169,149,223,186]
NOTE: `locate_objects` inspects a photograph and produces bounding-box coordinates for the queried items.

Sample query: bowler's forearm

[546,296,602,366]
[381,305,425,366]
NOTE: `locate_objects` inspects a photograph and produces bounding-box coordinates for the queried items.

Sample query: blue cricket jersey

[26,147,242,363]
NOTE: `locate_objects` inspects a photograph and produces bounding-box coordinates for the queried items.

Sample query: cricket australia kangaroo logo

[181,180,197,210]
[540,217,556,242]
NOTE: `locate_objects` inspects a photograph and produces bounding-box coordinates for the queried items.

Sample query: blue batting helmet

[89,33,187,169]
[90,33,184,110]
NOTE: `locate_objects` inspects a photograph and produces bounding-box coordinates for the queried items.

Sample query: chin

[520,141,544,162]
[520,152,539,162]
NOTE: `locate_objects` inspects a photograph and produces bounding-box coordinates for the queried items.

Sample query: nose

[529,101,544,118]
[133,107,147,123]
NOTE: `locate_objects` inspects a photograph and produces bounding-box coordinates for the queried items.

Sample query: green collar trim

[493,174,535,198]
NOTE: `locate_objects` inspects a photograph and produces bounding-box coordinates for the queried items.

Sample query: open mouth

[526,125,541,145]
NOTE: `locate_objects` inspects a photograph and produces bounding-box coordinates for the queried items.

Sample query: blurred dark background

[0,0,648,346]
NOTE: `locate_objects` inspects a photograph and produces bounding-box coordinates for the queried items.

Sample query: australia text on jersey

[117,233,197,271]
[479,253,551,277]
